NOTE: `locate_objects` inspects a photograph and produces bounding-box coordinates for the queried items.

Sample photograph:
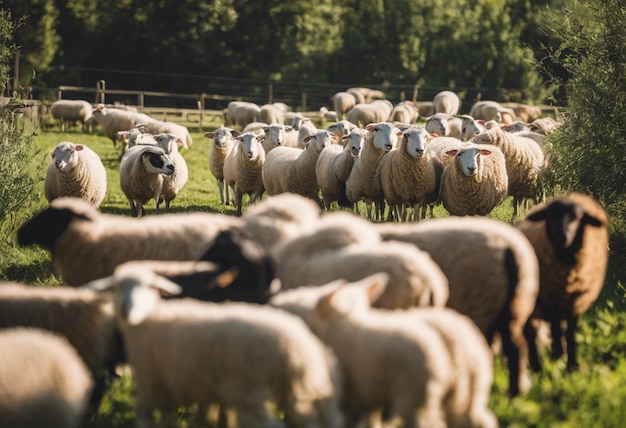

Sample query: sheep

[425,112,463,139]
[471,126,545,219]
[388,100,420,124]
[501,102,543,122]
[459,114,486,141]
[87,265,344,428]
[427,136,467,169]
[152,133,188,213]
[283,272,453,427]
[0,327,94,428]
[204,127,241,205]
[529,116,561,134]
[50,99,94,132]
[91,104,154,147]
[274,211,450,309]
[44,141,108,208]
[223,131,266,216]
[515,193,609,372]
[326,119,357,141]
[416,100,435,117]
[346,87,386,102]
[259,103,285,124]
[271,283,498,428]
[225,100,261,128]
[16,197,245,286]
[239,192,322,261]
[469,100,516,124]
[319,106,339,122]
[375,126,442,221]
[119,144,175,217]
[316,128,364,209]
[296,117,318,148]
[262,129,334,202]
[345,122,402,220]
[440,143,509,216]
[375,215,541,396]
[133,119,193,149]
[261,123,298,153]
[0,283,121,410]
[433,90,461,115]
[331,91,356,119]
[346,100,394,128]
[241,121,269,135]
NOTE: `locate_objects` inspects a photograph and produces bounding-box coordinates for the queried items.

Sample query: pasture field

[3,117,626,427]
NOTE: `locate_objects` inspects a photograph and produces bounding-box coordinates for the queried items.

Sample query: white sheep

[375,126,442,221]
[16,197,244,286]
[433,90,461,115]
[326,119,357,141]
[296,117,318,148]
[0,327,94,428]
[388,100,420,124]
[223,131,266,216]
[376,215,541,397]
[469,100,516,124]
[241,121,269,135]
[0,282,121,411]
[459,114,487,141]
[471,126,545,219]
[119,144,175,217]
[262,129,334,202]
[87,265,344,428]
[440,143,509,216]
[259,103,285,124]
[346,100,394,128]
[345,122,401,220]
[50,99,94,132]
[225,100,261,128]
[44,141,108,208]
[529,117,561,134]
[285,273,453,427]
[425,112,463,139]
[316,128,364,210]
[331,91,356,119]
[346,87,386,102]
[133,119,193,149]
[204,127,241,205]
[274,211,449,309]
[152,133,189,212]
[261,123,298,154]
[91,104,154,147]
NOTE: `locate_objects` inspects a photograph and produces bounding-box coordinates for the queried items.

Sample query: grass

[2,116,626,427]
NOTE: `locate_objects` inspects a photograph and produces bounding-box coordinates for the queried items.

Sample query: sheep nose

[468,166,476,173]
[55,161,65,169]
[415,149,424,157]
[385,144,393,150]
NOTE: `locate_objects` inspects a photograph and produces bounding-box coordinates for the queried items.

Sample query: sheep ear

[74,144,84,151]
[215,268,239,288]
[203,132,214,139]
[285,126,294,133]
[151,275,183,296]
[360,272,390,305]
[303,135,314,143]
[430,132,440,138]
[230,130,241,137]
[84,276,115,292]
[478,149,492,156]
[365,123,376,131]
[525,207,549,222]
[478,120,486,126]
[444,149,458,157]
[315,280,349,318]
[175,137,184,147]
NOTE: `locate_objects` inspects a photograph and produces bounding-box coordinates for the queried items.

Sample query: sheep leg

[550,317,565,361]
[129,199,139,217]
[565,314,580,371]
[526,319,543,372]
[234,190,244,216]
[217,179,226,205]
[500,319,531,397]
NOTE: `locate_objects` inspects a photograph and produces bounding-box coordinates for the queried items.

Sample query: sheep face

[343,130,364,157]
[141,148,175,175]
[446,146,493,177]
[460,116,486,141]
[51,142,83,171]
[238,132,264,160]
[263,124,292,148]
[403,127,430,159]
[204,128,240,149]
[366,122,401,152]
[153,133,182,155]
[425,114,449,136]
[303,130,334,152]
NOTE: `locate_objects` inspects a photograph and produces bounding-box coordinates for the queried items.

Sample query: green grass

[2,118,626,427]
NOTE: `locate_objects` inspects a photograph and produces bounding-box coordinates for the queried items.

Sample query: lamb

[440,143,509,216]
[279,273,453,427]
[0,327,94,428]
[0,283,121,410]
[271,284,497,428]
[262,129,333,202]
[375,215,541,396]
[223,131,266,216]
[16,197,244,286]
[375,126,442,221]
[274,211,450,309]
[152,133,188,213]
[316,128,364,209]
[133,119,193,149]
[50,99,94,132]
[469,100,516,124]
[91,104,154,147]
[44,141,108,208]
[119,144,175,217]
[87,265,344,428]
[331,91,357,119]
[204,127,241,205]
[259,103,285,124]
[425,112,463,139]
[515,193,609,371]
[471,126,545,219]
[433,90,461,115]
[345,122,401,220]
[261,123,299,153]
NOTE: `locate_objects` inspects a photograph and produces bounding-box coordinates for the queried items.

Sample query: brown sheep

[515,192,609,371]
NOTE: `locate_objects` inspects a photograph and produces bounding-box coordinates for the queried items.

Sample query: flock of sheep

[0,91,610,428]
